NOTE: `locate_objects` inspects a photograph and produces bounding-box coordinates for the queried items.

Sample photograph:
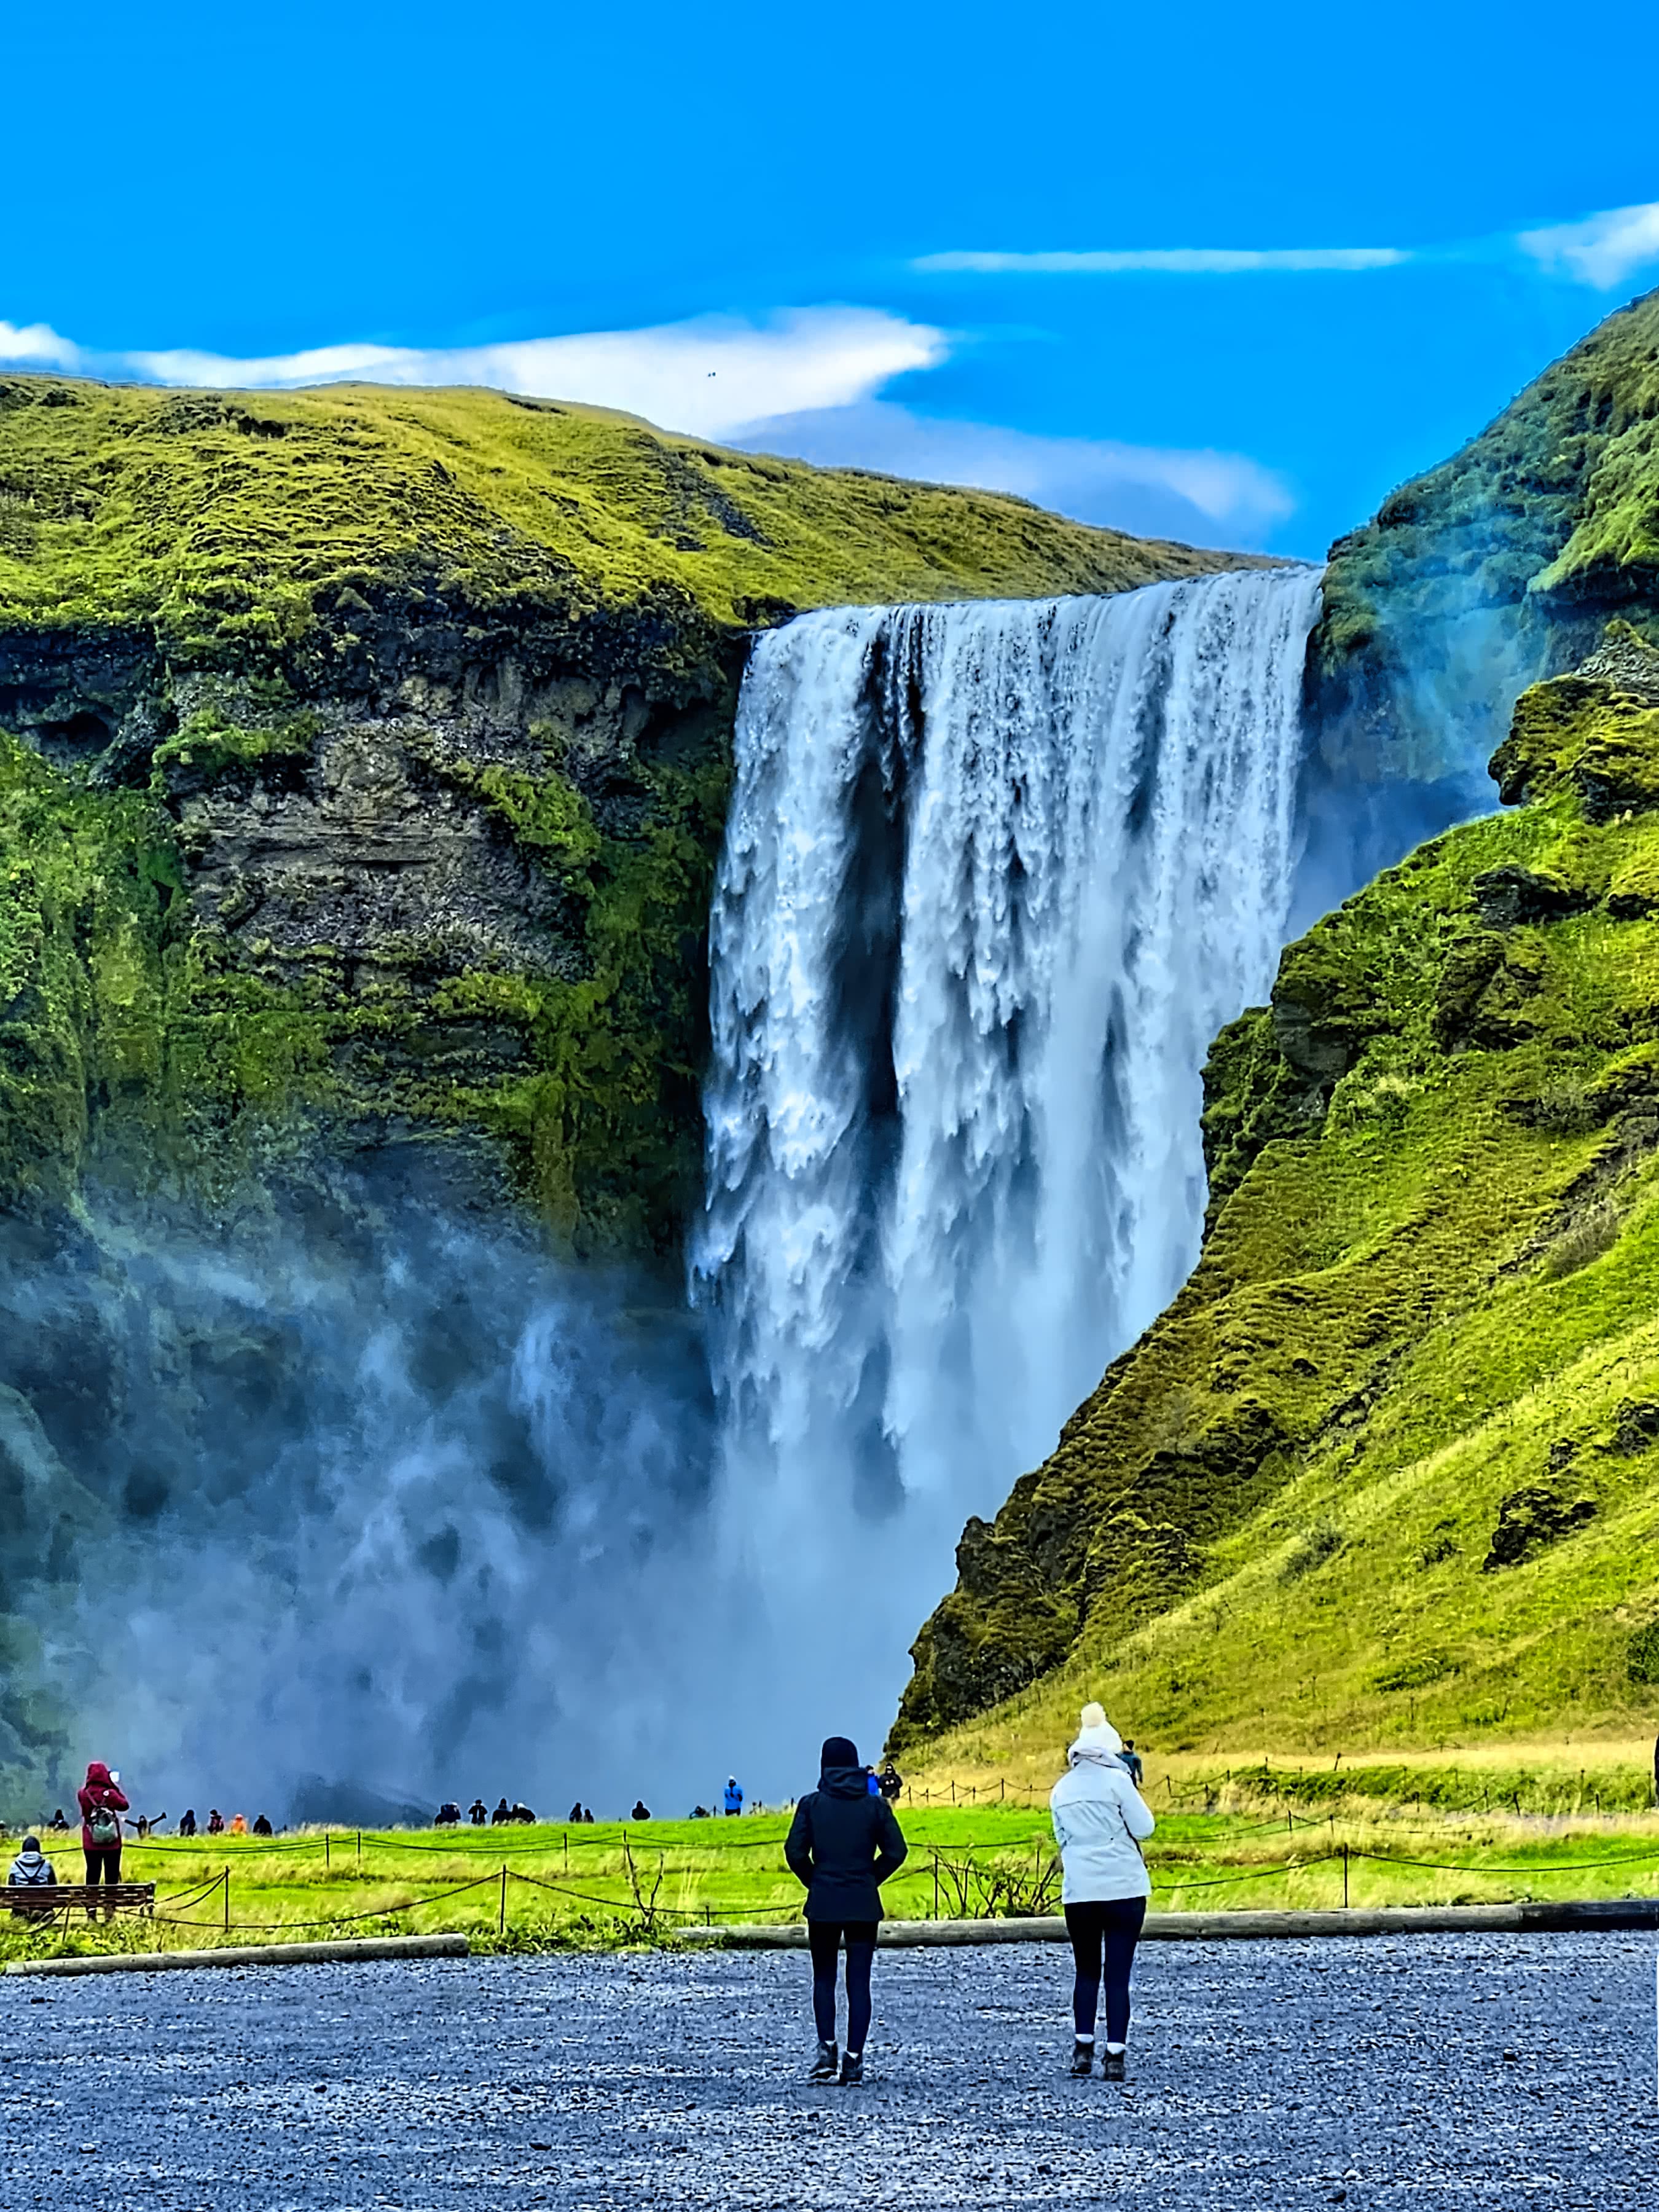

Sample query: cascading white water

[694,567,1322,1722]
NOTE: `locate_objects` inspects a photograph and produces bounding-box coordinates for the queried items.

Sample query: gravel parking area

[2,1932,1652,2208]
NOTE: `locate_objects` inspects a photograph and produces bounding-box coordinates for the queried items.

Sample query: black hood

[820,1763,869,1800]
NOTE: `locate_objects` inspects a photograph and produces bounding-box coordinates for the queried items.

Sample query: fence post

[1000,1778,1005,1802]
[224,1869,230,1932]
[500,1864,508,1936]
[932,1849,939,1921]
[950,1780,956,1805]
[324,1833,331,1871]
[1342,1843,1349,1910]
[356,1830,362,1863]
[564,1832,569,1870]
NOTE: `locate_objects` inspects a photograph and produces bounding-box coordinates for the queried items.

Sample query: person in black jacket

[785,1735,907,2086]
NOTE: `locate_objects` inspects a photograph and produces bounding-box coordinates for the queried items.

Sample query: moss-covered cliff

[0,375,1241,1252]
[1308,284,1659,797]
[895,622,1659,1760]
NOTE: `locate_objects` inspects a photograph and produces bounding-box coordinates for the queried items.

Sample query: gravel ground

[2,1933,1652,2208]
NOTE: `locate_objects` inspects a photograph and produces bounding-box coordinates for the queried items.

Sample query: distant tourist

[631,1800,651,1822]
[785,1734,908,2087]
[229,1814,248,1837]
[724,1776,743,1818]
[128,1811,166,1839]
[178,1810,198,1838]
[511,1802,536,1824]
[491,1798,512,1826]
[865,1767,880,1797]
[1049,1703,1155,2082]
[567,1800,583,1824]
[582,1807,595,1825]
[469,1800,489,1826]
[435,1802,462,1827]
[78,1760,130,1922]
[207,1810,225,1835]
[47,1808,68,1832]
[878,1762,903,1803]
[253,1814,273,1837]
[1119,1741,1144,1787]
[692,1805,711,1819]
[7,1834,58,1920]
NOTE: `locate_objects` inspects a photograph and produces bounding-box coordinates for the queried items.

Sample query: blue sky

[4,0,1658,557]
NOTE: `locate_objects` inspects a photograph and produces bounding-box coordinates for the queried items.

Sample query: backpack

[87,1802,122,1848]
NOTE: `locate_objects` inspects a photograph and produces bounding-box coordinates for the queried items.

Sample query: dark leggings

[83,1846,122,1885]
[1065,1896,1146,2044]
[807,1920,877,2052]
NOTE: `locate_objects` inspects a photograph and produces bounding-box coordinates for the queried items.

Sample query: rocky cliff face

[894,625,1659,1763]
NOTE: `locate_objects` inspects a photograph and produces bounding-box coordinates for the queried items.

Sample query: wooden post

[223,1869,230,1932]
[499,1865,508,1935]
[1342,1843,1349,1910]
[563,1832,568,1870]
[356,1830,362,1862]
[324,1833,331,1870]
[931,1850,939,1921]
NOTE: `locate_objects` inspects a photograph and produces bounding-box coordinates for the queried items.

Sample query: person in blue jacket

[723,1776,743,1817]
[784,1735,907,2087]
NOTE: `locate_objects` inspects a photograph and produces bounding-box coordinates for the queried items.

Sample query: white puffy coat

[1049,1747,1155,1903]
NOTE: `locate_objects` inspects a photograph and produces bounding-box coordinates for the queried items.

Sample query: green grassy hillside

[895,622,1659,1764]
[0,377,1228,661]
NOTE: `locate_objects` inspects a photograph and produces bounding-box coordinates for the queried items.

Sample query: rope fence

[14,1832,1659,1950]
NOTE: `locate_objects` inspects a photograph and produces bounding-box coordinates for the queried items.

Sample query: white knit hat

[1071,1700,1123,1756]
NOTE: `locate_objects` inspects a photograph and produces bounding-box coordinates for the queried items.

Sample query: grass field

[6,1751,1659,1963]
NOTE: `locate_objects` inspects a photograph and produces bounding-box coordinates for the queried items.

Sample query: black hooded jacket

[785,1763,908,1923]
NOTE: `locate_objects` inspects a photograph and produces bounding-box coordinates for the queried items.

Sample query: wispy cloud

[916,247,1406,276]
[1516,203,1659,290]
[917,203,1659,291]
[729,400,1293,549]
[0,308,946,444]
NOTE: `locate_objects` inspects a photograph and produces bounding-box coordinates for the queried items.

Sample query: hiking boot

[809,2041,838,2082]
[1102,2049,1126,2082]
[1070,2039,1095,2077]
[837,2051,864,2087]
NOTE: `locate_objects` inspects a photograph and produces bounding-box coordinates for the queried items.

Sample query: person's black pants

[83,1846,121,1916]
[1064,1896,1146,2044]
[807,1920,877,2052]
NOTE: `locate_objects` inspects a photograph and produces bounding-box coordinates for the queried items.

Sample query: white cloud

[0,320,84,369]
[914,247,1406,275]
[729,401,1294,549]
[119,308,946,441]
[1516,203,1659,289]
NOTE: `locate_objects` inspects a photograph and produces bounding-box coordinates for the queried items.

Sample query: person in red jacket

[77,1760,129,1920]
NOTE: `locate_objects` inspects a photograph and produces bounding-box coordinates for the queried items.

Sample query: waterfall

[694,567,1322,1716]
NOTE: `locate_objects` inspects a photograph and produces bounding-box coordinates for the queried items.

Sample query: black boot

[809,2041,838,2082]
[838,2050,864,2087]
[1102,2048,1126,2082]
[1070,2039,1094,2076]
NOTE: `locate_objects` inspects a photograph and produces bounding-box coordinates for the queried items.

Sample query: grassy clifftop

[0,377,1231,662]
[895,622,1659,1764]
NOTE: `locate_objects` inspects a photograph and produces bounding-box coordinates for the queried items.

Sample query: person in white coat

[1048,1701,1155,2080]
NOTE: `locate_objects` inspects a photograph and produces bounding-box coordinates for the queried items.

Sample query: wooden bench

[4,1883,156,1918]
